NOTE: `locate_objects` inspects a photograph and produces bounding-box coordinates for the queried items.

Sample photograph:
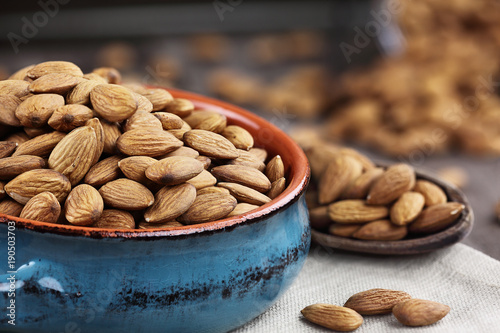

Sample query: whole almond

[65,184,104,226]
[132,92,154,113]
[265,155,285,183]
[367,164,416,205]
[197,186,230,196]
[178,192,237,224]
[101,119,122,154]
[0,155,45,180]
[195,113,227,133]
[305,144,339,180]
[142,88,173,111]
[328,200,389,223]
[5,169,71,204]
[211,165,271,193]
[218,182,271,205]
[221,125,254,150]
[413,180,447,206]
[163,98,194,117]
[90,84,137,122]
[339,147,376,171]
[301,303,363,332]
[153,112,184,130]
[319,155,363,205]
[27,61,83,79]
[329,224,362,237]
[393,299,450,327]
[48,126,98,186]
[93,209,135,229]
[267,177,286,199]
[248,147,267,162]
[184,129,239,159]
[12,131,66,157]
[390,191,425,225]
[99,178,154,210]
[118,156,157,184]
[29,73,82,94]
[409,202,464,234]
[163,146,200,158]
[227,203,260,217]
[47,104,93,132]
[144,183,197,223]
[19,192,60,223]
[0,80,30,98]
[183,110,218,128]
[84,155,122,187]
[0,199,24,217]
[92,67,121,84]
[196,155,212,170]
[85,118,105,165]
[0,95,22,127]
[117,128,183,157]
[123,111,163,132]
[186,169,217,190]
[0,141,18,159]
[15,94,65,128]
[145,156,204,185]
[228,149,266,171]
[66,79,101,105]
[353,220,408,240]
[342,168,384,200]
[344,289,412,315]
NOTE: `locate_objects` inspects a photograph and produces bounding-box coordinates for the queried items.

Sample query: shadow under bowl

[0,88,311,333]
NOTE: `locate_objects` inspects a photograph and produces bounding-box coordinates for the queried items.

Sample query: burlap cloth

[235,243,500,332]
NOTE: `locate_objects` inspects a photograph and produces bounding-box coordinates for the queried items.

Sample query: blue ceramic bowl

[0,89,310,333]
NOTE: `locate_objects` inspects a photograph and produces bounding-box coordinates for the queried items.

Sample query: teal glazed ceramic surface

[0,89,311,333]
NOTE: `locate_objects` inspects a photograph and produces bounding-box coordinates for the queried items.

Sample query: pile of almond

[303,140,464,240]
[0,61,286,229]
[302,288,450,331]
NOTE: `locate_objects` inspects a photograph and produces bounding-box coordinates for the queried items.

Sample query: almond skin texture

[101,119,122,155]
[390,191,425,226]
[228,149,266,172]
[163,146,199,158]
[29,73,82,94]
[217,182,271,205]
[48,126,98,186]
[84,155,122,187]
[20,192,61,223]
[142,88,173,111]
[145,156,204,185]
[329,224,362,237]
[409,202,464,234]
[93,209,135,229]
[0,95,22,127]
[227,203,260,217]
[0,142,17,159]
[123,111,163,132]
[183,129,239,159]
[132,92,154,113]
[393,299,450,327]
[90,84,138,122]
[27,61,83,79]
[117,128,183,157]
[179,192,237,224]
[144,183,197,223]
[353,220,408,240]
[211,165,271,193]
[12,131,66,157]
[153,112,184,130]
[265,155,285,183]
[0,199,24,217]
[413,180,447,206]
[65,184,104,226]
[328,200,389,224]
[267,177,286,199]
[118,156,157,184]
[0,80,30,98]
[66,79,101,105]
[367,164,416,205]
[344,288,412,315]
[85,118,105,165]
[301,303,363,332]
[5,169,71,204]
[163,98,194,117]
[185,169,217,190]
[99,178,154,210]
[15,94,65,128]
[319,155,363,205]
[138,221,184,229]
[0,155,45,180]
[221,125,254,150]
[48,104,94,132]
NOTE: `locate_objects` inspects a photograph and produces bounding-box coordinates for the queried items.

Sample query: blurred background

[1,0,500,257]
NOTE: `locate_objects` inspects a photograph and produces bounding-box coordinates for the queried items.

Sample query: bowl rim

[0,88,310,239]
[310,163,474,255]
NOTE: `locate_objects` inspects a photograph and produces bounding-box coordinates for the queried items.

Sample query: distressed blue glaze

[0,195,310,333]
